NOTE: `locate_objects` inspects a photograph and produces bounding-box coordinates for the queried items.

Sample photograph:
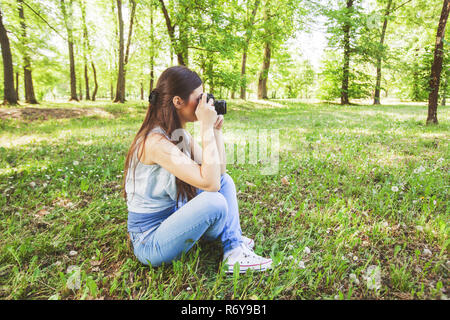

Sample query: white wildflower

[29,181,36,188]
[423,248,432,257]
[413,165,425,174]
[73,160,79,166]
[66,265,81,290]
[391,186,399,192]
[349,273,360,285]
[69,250,78,257]
[363,265,382,290]
[304,246,311,255]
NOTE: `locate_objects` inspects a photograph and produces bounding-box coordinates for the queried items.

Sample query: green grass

[0,99,448,300]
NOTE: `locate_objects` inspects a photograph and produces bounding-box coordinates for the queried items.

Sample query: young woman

[122,65,272,273]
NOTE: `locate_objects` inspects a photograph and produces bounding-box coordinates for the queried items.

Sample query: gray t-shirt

[125,126,191,213]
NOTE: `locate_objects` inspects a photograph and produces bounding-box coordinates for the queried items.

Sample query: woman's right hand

[195,93,217,128]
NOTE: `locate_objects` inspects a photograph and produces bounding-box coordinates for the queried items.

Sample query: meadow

[0,99,448,300]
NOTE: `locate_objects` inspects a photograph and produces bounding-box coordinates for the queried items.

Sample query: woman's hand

[195,93,217,129]
[214,115,224,131]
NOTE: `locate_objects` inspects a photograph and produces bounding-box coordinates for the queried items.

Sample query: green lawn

[0,99,448,300]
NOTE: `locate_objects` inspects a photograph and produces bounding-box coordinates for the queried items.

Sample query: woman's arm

[213,129,226,174]
[190,130,226,174]
[147,128,221,191]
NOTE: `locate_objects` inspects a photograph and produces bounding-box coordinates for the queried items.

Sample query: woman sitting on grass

[122,65,272,273]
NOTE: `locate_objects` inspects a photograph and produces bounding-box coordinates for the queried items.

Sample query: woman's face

[175,85,203,125]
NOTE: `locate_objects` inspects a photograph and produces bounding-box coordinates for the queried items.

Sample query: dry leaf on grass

[281,176,290,186]
[36,209,51,217]
[245,181,256,187]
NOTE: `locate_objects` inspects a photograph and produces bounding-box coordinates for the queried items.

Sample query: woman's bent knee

[198,191,228,220]
[221,172,234,186]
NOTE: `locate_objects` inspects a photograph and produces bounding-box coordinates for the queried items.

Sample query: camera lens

[205,93,227,115]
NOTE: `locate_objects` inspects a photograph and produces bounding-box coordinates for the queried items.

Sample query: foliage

[0,99,448,299]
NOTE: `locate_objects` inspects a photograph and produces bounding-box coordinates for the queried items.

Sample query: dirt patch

[0,107,114,121]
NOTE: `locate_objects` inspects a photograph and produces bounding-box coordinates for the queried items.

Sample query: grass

[0,99,448,300]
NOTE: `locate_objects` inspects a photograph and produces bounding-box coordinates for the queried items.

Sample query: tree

[373,0,393,105]
[158,0,189,66]
[256,0,304,99]
[80,0,90,100]
[114,0,136,103]
[240,0,261,100]
[0,7,18,105]
[60,0,78,101]
[340,0,354,105]
[427,0,450,125]
[257,0,272,99]
[17,0,38,104]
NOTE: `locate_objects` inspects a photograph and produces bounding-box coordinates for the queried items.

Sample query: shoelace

[240,244,261,260]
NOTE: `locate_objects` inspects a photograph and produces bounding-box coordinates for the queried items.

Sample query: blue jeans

[128,173,243,267]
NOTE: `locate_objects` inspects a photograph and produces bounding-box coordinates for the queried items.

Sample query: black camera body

[200,93,227,115]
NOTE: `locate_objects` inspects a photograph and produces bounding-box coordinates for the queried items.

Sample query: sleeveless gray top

[125,126,191,213]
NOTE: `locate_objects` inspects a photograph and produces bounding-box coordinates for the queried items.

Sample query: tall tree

[373,0,393,105]
[80,0,90,100]
[114,0,125,102]
[114,0,136,103]
[427,0,450,125]
[60,0,78,101]
[341,0,354,105]
[0,7,18,105]
[17,0,38,104]
[241,0,261,100]
[373,0,413,105]
[256,0,302,99]
[15,72,19,100]
[257,0,272,99]
[158,0,189,66]
[149,0,156,93]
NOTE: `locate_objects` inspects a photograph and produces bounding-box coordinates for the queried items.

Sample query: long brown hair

[121,66,201,207]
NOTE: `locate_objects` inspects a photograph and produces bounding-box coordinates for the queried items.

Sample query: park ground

[0,99,448,299]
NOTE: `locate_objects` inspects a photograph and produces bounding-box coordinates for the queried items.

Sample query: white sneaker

[242,235,255,250]
[223,243,272,274]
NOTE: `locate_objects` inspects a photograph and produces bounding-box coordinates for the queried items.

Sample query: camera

[199,93,227,115]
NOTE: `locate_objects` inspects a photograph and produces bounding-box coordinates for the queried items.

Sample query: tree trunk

[240,50,248,99]
[149,3,155,95]
[240,0,261,100]
[257,42,271,99]
[427,0,450,125]
[374,0,392,105]
[81,0,90,100]
[110,81,114,100]
[60,0,78,101]
[159,0,186,66]
[0,8,18,105]
[79,75,82,100]
[18,0,38,104]
[15,71,19,101]
[257,0,271,100]
[114,0,125,102]
[341,0,353,105]
[114,0,136,103]
[91,61,98,101]
[123,0,136,100]
[442,76,447,106]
